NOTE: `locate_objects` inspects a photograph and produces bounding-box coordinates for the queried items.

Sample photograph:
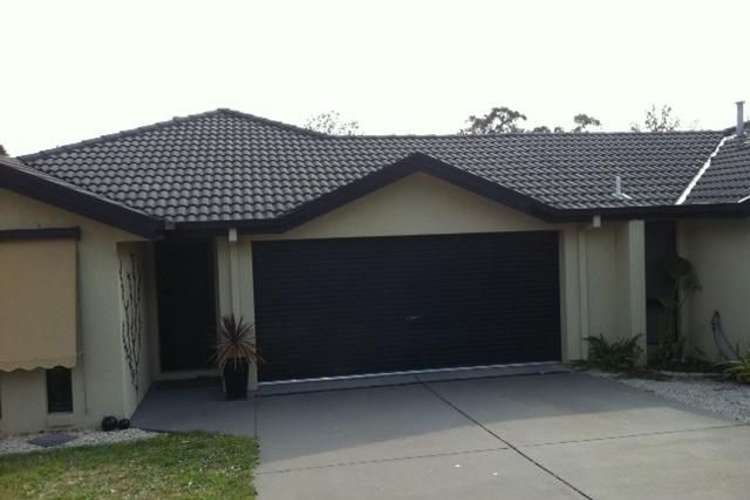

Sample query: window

[46,367,73,413]
[0,238,78,371]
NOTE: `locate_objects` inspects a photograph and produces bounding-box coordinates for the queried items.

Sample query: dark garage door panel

[254,232,561,382]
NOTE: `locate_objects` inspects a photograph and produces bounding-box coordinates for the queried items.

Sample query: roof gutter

[0,227,81,242]
[167,201,750,237]
[553,202,749,222]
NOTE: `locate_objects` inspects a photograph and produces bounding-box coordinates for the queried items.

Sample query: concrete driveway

[255,372,750,500]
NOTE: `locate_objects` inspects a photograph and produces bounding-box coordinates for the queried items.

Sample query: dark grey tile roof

[685,134,750,204]
[16,109,730,223]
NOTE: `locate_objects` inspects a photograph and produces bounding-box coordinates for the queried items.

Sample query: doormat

[28,432,77,448]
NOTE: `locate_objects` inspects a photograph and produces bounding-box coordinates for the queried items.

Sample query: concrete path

[132,378,257,436]
[255,373,750,499]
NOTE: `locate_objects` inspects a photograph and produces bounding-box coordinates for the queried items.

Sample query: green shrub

[649,348,717,373]
[722,352,750,383]
[580,334,643,372]
[648,255,701,369]
[649,336,686,369]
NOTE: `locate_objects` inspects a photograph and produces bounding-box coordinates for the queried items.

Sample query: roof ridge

[17,108,731,162]
[19,108,340,161]
[344,129,725,139]
[215,108,332,139]
[19,110,233,161]
[722,120,750,136]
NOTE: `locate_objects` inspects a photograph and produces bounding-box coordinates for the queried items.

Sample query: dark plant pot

[223,360,249,400]
[101,416,118,432]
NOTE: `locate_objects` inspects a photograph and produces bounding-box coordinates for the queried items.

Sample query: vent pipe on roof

[612,175,632,200]
[737,101,745,138]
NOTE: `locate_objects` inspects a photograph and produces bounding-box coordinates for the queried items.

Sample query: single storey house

[2,105,750,435]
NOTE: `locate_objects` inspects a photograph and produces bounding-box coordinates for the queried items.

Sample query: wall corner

[215,233,258,390]
[560,226,583,361]
[622,220,647,364]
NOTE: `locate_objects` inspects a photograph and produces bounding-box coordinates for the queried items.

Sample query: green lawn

[0,432,258,499]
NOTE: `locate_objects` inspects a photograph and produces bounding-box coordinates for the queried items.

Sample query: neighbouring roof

[1,109,749,236]
[685,134,750,204]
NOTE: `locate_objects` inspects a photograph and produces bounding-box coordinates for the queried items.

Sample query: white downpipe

[228,228,241,316]
[577,230,590,359]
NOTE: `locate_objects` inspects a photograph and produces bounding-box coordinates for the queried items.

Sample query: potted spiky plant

[214,315,261,400]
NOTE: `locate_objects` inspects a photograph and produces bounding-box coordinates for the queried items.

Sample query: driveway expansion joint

[256,446,511,475]
[416,375,594,500]
[523,422,750,449]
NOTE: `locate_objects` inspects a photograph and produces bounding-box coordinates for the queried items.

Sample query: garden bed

[0,428,157,456]
[589,369,750,423]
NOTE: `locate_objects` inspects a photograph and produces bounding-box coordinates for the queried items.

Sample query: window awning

[0,237,78,371]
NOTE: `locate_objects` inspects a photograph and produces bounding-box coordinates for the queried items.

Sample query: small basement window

[46,367,73,413]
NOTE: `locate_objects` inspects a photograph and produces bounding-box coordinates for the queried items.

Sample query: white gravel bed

[589,370,750,423]
[0,428,158,457]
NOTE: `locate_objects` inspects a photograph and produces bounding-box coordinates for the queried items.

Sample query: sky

[2,0,749,155]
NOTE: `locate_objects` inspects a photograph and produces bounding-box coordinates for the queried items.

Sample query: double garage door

[254,231,561,382]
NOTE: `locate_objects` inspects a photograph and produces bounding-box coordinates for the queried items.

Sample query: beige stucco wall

[215,236,257,388]
[612,222,647,344]
[0,366,86,434]
[578,221,647,351]
[678,218,750,359]
[117,242,158,413]
[226,173,649,379]
[268,173,570,240]
[584,226,618,341]
[0,189,145,435]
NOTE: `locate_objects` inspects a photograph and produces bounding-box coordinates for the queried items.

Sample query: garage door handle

[406,315,422,321]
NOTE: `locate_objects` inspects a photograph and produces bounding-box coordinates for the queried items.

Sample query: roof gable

[264,152,558,231]
[281,171,554,239]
